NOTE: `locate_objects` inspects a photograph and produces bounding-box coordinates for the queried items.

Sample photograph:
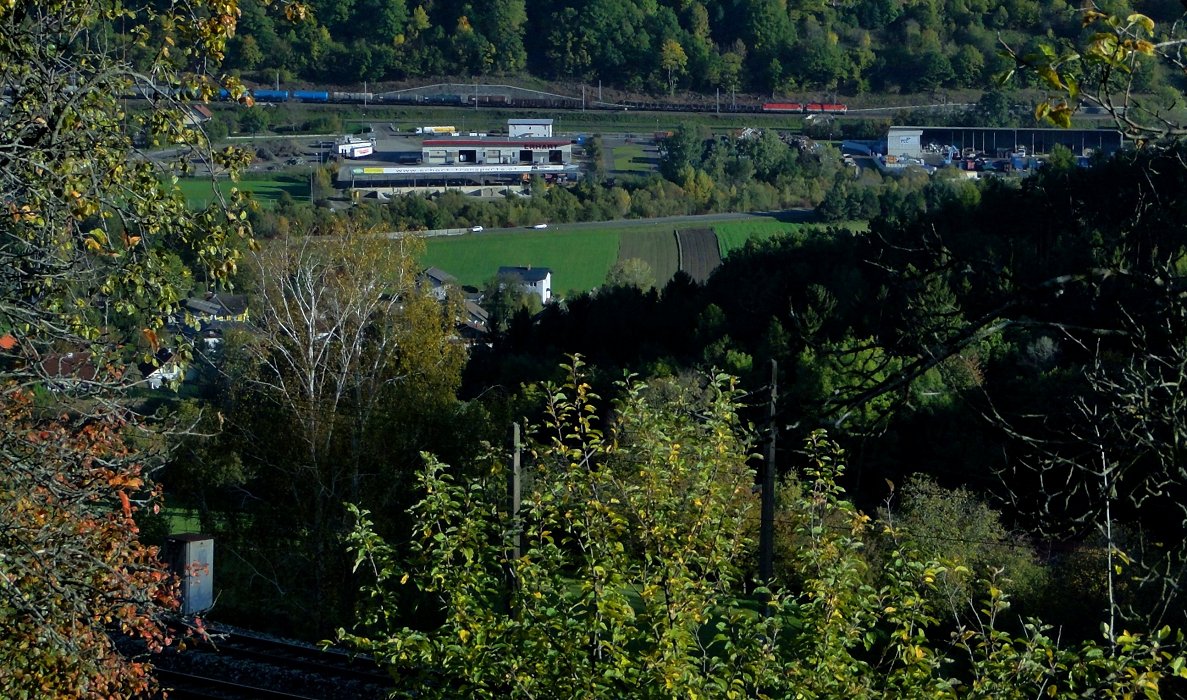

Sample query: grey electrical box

[164,534,214,615]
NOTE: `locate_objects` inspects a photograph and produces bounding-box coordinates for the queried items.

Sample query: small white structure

[499,265,552,304]
[508,118,554,138]
[164,534,214,615]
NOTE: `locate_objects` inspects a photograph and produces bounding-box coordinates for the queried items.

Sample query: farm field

[714,218,868,258]
[675,228,722,283]
[421,228,620,294]
[617,228,678,285]
[714,220,809,257]
[418,214,846,296]
[175,173,308,208]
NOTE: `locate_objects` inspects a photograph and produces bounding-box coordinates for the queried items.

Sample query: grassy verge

[174,172,309,208]
[611,143,657,173]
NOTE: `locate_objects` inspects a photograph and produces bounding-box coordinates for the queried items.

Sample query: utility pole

[759,359,777,583]
[509,422,522,561]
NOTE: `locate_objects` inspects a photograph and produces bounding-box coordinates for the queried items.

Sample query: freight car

[761,102,848,114]
[292,90,329,102]
[251,89,290,102]
[762,102,804,112]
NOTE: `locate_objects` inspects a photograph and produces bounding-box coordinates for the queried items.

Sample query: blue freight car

[252,89,289,102]
[292,90,329,102]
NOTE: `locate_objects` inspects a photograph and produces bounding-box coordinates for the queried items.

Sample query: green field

[713,220,809,258]
[175,173,309,208]
[420,218,849,295]
[618,228,679,285]
[612,143,657,173]
[713,219,869,258]
[421,228,621,295]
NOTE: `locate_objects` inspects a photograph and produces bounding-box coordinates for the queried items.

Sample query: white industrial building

[508,118,554,138]
[421,137,572,166]
[887,125,1123,159]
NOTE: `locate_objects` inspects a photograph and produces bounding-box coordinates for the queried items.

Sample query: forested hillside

[225,0,1181,94]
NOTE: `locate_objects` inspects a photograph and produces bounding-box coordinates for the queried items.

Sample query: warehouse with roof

[887,126,1123,160]
[335,117,580,195]
[421,136,572,165]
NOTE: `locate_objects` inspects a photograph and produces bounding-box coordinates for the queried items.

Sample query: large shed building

[422,137,572,166]
[887,126,1123,159]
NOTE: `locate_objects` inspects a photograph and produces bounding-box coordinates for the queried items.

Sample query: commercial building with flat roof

[508,118,554,138]
[887,126,1123,159]
[337,162,580,189]
[422,137,572,166]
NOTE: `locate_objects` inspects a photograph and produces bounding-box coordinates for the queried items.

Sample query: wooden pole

[759,360,777,582]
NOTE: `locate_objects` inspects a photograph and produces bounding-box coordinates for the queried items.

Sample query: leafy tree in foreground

[1017,4,1187,138]
[0,0,254,694]
[342,364,1187,698]
[0,391,178,697]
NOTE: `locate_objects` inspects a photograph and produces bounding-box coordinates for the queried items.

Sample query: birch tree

[228,229,465,629]
[0,0,262,694]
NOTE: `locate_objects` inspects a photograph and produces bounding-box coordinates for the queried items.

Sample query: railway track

[156,668,321,700]
[203,630,392,685]
[148,624,393,700]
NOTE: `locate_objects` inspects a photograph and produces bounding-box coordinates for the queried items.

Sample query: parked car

[532,223,548,229]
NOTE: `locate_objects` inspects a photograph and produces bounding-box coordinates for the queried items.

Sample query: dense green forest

[222,0,1184,95]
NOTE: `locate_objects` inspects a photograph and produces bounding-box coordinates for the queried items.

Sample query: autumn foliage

[0,388,178,698]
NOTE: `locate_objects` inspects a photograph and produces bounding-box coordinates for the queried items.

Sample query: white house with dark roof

[421,267,457,301]
[498,266,552,304]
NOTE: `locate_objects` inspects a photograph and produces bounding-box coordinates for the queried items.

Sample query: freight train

[144,86,850,116]
[761,102,849,114]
